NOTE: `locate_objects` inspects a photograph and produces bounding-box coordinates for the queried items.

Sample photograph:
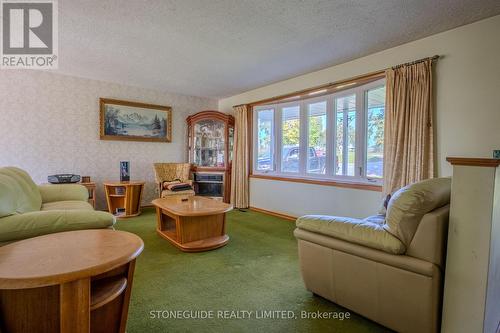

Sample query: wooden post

[60,278,90,333]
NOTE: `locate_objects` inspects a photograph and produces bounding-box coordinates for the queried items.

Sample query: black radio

[48,174,81,184]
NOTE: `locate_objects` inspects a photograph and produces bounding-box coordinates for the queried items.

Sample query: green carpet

[115,208,391,333]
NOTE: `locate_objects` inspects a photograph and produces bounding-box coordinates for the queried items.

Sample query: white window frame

[278,101,302,175]
[252,79,385,184]
[253,105,277,173]
[304,96,330,178]
[362,80,386,181]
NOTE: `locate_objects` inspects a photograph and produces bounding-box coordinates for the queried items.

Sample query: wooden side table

[0,229,144,333]
[80,182,96,208]
[104,181,145,218]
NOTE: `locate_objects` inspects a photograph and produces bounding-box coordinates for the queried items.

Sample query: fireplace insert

[193,172,224,198]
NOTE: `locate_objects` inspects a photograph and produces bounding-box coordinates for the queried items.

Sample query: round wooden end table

[0,229,144,333]
[103,181,145,218]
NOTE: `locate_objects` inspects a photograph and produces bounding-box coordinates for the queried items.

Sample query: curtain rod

[233,55,440,108]
[392,55,439,69]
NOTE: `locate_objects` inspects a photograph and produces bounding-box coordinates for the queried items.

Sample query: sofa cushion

[0,167,42,215]
[384,177,451,246]
[42,200,94,211]
[296,215,405,254]
[0,210,115,242]
[38,184,89,203]
[0,174,20,218]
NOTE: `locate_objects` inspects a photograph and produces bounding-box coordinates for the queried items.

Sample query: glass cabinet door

[193,119,226,167]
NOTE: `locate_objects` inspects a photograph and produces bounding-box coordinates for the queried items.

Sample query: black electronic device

[47,174,81,184]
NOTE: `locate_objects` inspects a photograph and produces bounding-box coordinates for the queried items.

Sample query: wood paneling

[181,214,225,243]
[0,285,60,333]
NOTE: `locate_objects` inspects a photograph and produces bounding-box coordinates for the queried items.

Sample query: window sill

[249,173,382,192]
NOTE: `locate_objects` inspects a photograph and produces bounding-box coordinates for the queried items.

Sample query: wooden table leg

[60,278,90,333]
[119,260,136,333]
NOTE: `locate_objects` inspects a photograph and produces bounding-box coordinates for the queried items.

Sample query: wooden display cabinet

[187,111,234,203]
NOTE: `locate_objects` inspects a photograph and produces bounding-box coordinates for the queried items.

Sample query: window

[281,105,300,173]
[307,101,327,174]
[366,86,386,178]
[335,94,356,176]
[253,78,386,184]
[256,108,274,171]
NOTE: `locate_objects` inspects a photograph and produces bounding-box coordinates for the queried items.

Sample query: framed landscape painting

[100,98,172,142]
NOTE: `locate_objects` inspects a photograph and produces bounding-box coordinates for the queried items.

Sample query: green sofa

[0,167,115,245]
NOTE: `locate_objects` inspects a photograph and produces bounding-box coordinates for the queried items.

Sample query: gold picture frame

[100,98,172,142]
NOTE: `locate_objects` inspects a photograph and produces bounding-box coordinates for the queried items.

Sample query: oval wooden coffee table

[0,230,144,333]
[152,196,232,252]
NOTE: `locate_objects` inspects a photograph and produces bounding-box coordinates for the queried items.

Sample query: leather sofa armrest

[294,228,436,277]
[406,205,450,269]
[296,215,405,254]
[38,184,88,203]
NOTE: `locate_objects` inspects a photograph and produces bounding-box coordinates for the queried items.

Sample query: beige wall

[219,15,500,218]
[0,71,217,209]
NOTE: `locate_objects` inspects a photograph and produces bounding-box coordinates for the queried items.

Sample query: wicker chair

[153,163,195,198]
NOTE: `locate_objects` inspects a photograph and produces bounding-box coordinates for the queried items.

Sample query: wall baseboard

[249,206,297,221]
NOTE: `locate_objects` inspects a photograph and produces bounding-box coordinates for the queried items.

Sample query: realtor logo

[1,0,58,69]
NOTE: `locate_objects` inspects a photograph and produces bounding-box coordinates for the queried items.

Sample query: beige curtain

[383,59,434,194]
[230,105,249,208]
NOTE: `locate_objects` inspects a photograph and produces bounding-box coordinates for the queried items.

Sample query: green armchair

[0,167,115,245]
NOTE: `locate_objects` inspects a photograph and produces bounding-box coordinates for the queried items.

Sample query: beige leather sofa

[294,177,451,333]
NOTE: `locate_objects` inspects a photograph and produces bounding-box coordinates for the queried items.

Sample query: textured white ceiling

[57,0,500,98]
